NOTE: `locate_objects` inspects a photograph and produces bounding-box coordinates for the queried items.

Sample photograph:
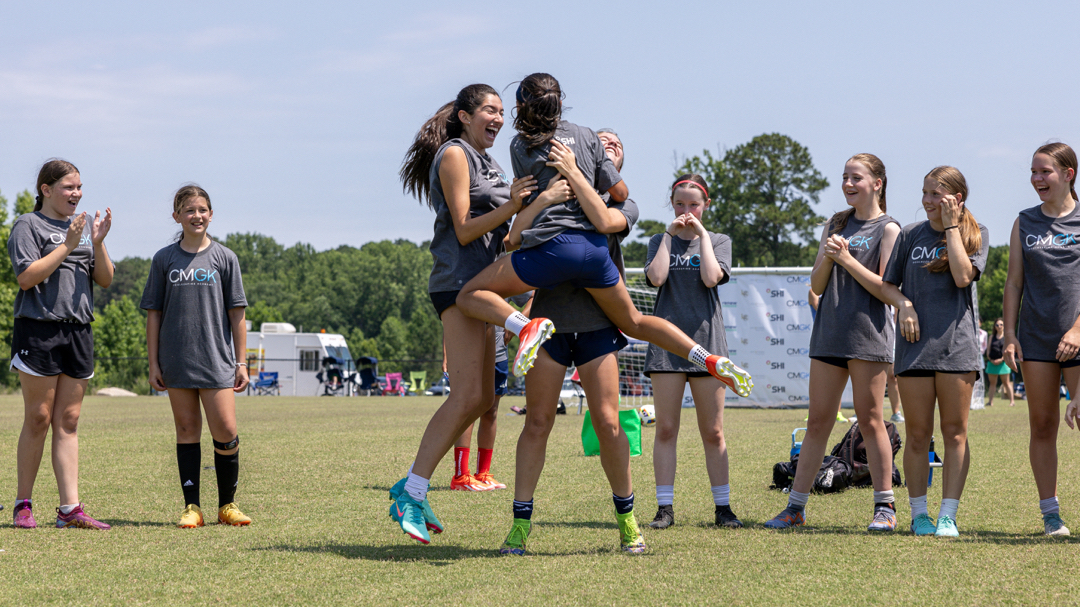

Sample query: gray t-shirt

[427,139,511,294]
[529,198,639,333]
[140,241,248,389]
[883,221,989,373]
[1017,204,1080,362]
[809,214,899,362]
[9,211,97,324]
[512,121,622,250]
[643,231,732,373]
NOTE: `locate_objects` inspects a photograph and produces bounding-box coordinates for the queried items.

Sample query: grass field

[2,394,1079,606]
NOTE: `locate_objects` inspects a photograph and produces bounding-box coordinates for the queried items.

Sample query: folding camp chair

[409,371,428,395]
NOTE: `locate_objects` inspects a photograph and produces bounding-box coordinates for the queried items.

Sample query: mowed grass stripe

[1,395,1078,606]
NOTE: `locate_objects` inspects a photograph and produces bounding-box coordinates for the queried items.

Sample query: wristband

[236,362,248,368]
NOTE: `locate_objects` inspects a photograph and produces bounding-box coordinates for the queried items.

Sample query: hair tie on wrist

[944,225,959,231]
[664,231,675,238]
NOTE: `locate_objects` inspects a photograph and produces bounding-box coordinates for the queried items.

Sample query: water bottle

[928,436,937,487]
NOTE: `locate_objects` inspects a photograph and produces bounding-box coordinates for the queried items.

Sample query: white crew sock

[655,485,674,507]
[689,345,710,369]
[787,490,809,509]
[59,504,79,515]
[909,495,929,517]
[873,490,895,505]
[939,498,960,520]
[1040,496,1060,516]
[404,473,430,503]
[505,312,531,337]
[712,484,730,507]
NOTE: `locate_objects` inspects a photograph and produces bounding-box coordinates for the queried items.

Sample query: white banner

[717,268,851,408]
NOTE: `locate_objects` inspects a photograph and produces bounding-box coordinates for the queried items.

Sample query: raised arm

[823,222,901,303]
[940,197,978,288]
[440,146,529,246]
[504,176,572,251]
[91,208,114,288]
[16,213,88,291]
[809,224,834,296]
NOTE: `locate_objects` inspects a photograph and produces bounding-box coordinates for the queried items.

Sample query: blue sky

[2,1,1077,262]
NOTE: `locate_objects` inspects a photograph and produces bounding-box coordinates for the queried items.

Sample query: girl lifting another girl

[1004,142,1080,536]
[10,159,114,530]
[141,185,252,528]
[389,84,572,543]
[645,174,743,531]
[881,166,988,537]
[763,154,901,532]
[455,73,753,398]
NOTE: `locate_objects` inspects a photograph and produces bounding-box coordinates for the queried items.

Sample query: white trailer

[242,323,355,397]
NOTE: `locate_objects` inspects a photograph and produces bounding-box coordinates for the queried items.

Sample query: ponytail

[399,84,498,207]
[513,73,563,151]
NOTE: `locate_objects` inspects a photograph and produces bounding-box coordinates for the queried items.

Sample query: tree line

[0,133,1009,392]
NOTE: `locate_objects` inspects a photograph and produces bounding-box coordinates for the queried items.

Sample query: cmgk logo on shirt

[482,169,508,185]
[669,253,700,268]
[169,268,218,284]
[1025,233,1079,249]
[910,245,945,261]
[48,233,91,246]
[848,235,874,250]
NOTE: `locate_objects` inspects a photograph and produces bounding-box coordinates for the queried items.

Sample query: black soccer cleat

[715,504,744,528]
[649,504,674,529]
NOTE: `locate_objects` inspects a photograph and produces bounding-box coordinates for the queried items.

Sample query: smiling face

[40,172,82,218]
[173,195,213,238]
[599,132,624,171]
[922,176,961,221]
[1031,152,1075,203]
[842,160,881,209]
[459,94,504,150]
[994,319,1004,335]
[672,186,708,220]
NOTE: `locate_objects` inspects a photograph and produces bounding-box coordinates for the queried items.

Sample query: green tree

[246,300,284,331]
[97,256,152,311]
[91,294,149,393]
[678,133,828,267]
[978,245,1009,331]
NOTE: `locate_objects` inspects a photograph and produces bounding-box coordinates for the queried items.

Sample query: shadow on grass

[251,542,608,562]
[101,520,175,528]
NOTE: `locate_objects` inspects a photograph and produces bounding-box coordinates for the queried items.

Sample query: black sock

[215,449,239,508]
[513,499,534,520]
[613,492,635,515]
[176,443,201,507]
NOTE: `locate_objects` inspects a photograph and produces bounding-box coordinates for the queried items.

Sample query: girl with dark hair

[880,166,989,537]
[389,84,572,544]
[645,174,743,531]
[456,73,752,403]
[10,159,113,530]
[1004,142,1080,536]
[984,318,1013,407]
[141,185,252,528]
[764,154,901,532]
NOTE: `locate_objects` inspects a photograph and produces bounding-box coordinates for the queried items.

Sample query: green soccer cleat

[499,518,531,556]
[389,477,443,534]
[616,510,647,554]
[935,515,959,538]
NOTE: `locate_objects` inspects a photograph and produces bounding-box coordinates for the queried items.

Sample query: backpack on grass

[769,421,903,493]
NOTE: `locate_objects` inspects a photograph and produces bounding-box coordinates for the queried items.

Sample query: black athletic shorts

[897,369,978,378]
[429,290,460,319]
[11,317,94,379]
[1024,358,1080,369]
[542,326,627,368]
[811,356,851,369]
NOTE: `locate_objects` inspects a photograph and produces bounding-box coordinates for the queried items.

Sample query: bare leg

[1005,373,1015,405]
[586,278,697,358]
[936,372,974,501]
[50,375,87,506]
[897,375,936,499]
[476,395,500,450]
[987,373,998,406]
[689,376,729,488]
[789,360,850,495]
[886,363,902,418]
[514,350,565,501]
[201,388,240,456]
[16,372,58,500]
[411,306,496,479]
[847,361,892,492]
[650,373,686,488]
[456,256,535,327]
[578,352,631,497]
[1021,362,1066,501]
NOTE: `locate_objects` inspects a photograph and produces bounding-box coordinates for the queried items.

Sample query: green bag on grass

[582,409,642,457]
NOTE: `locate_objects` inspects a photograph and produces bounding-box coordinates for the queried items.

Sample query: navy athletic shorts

[542,326,627,368]
[11,317,94,379]
[495,359,508,395]
[511,230,621,290]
